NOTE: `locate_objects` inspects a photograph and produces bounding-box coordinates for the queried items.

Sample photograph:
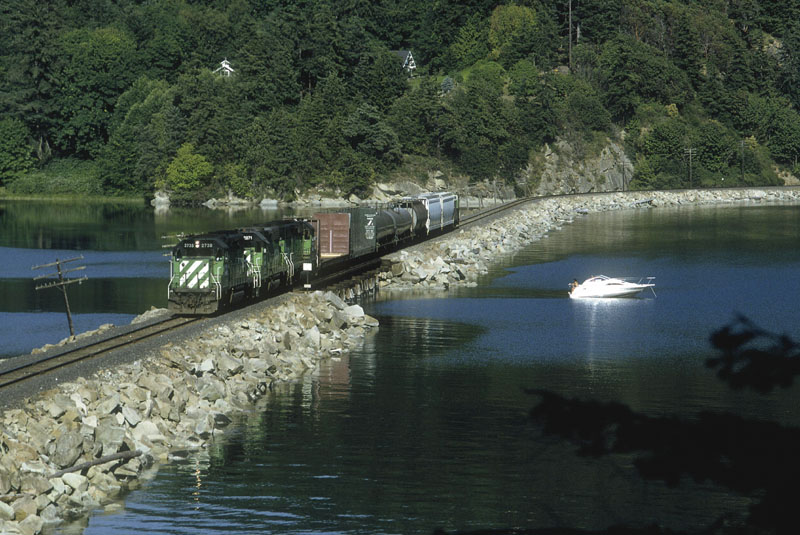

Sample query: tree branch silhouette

[707,314,800,393]
[524,317,800,534]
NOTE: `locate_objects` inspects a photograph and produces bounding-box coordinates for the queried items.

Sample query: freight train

[167,192,459,314]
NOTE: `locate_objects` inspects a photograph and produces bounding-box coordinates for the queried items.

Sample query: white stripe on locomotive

[179,260,210,289]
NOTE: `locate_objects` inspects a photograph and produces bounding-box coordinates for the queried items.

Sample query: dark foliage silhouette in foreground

[707,315,800,393]
[437,316,800,535]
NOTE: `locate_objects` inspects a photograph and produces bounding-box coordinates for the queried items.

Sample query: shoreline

[1,187,799,534]
[377,187,800,292]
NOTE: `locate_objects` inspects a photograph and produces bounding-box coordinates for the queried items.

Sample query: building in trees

[213,59,236,77]
[393,50,416,75]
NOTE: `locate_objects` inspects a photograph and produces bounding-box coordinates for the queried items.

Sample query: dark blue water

[66,203,800,535]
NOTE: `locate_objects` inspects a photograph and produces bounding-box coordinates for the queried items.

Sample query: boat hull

[569,275,655,299]
[569,286,652,299]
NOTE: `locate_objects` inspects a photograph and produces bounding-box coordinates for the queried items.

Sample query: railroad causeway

[1,187,799,534]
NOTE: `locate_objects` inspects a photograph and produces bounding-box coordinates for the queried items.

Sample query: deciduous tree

[488,4,538,68]
[161,142,213,194]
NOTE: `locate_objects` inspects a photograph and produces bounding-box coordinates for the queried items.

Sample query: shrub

[6,159,103,196]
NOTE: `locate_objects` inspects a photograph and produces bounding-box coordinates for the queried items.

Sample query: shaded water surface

[70,203,800,534]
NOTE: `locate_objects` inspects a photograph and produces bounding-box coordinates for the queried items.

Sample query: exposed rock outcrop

[527,138,634,196]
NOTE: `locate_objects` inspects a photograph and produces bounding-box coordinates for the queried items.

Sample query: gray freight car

[417,192,459,233]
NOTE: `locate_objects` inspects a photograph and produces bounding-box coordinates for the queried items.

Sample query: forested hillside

[1,0,799,201]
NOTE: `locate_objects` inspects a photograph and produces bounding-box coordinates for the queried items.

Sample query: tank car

[392,198,428,238]
[373,208,413,245]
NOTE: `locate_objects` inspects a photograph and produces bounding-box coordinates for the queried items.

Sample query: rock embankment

[378,188,800,290]
[0,291,376,534]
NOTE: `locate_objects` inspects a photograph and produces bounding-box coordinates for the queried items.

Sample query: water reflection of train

[167,192,459,314]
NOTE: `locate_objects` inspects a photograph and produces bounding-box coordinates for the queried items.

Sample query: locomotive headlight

[303,262,313,271]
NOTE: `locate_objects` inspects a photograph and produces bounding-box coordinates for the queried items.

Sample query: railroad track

[459,196,533,227]
[0,315,201,390]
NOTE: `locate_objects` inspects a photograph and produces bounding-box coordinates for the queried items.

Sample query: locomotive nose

[177,259,211,289]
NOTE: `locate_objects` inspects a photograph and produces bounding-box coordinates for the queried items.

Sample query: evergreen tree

[449,13,490,70]
[387,78,444,156]
[777,21,800,110]
[0,118,34,184]
[598,35,691,122]
[0,0,65,161]
[54,27,140,158]
[351,47,409,112]
[441,62,510,180]
[342,103,402,171]
[239,110,298,197]
[291,74,352,187]
[573,0,622,45]
[100,78,184,193]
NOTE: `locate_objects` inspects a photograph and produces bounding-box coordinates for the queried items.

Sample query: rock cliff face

[527,138,634,196]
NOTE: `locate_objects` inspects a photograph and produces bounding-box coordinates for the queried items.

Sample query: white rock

[131,420,164,443]
[0,500,15,520]
[342,304,364,320]
[62,473,89,493]
[122,406,141,427]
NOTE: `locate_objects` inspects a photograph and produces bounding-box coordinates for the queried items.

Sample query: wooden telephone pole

[32,256,87,339]
[568,0,573,72]
[684,147,696,188]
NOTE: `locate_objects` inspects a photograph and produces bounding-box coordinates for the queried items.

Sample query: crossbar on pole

[31,255,84,270]
[35,276,88,291]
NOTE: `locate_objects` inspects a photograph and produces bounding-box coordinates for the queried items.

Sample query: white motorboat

[569,275,655,299]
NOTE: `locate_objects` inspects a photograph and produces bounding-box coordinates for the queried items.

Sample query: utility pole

[568,0,573,72]
[684,147,696,188]
[740,139,745,184]
[32,256,87,339]
[622,159,626,191]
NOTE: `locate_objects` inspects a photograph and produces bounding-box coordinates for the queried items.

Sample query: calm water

[63,202,800,534]
[0,200,299,356]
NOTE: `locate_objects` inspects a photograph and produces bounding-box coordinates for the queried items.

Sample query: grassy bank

[0,190,145,203]
[3,159,103,196]
[1,159,145,203]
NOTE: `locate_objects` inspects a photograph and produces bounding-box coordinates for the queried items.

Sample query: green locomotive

[168,220,315,314]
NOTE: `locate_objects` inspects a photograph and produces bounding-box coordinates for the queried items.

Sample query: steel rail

[459,197,532,227]
[0,316,201,390]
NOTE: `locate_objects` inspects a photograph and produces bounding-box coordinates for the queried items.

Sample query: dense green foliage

[0,118,34,182]
[1,0,799,199]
